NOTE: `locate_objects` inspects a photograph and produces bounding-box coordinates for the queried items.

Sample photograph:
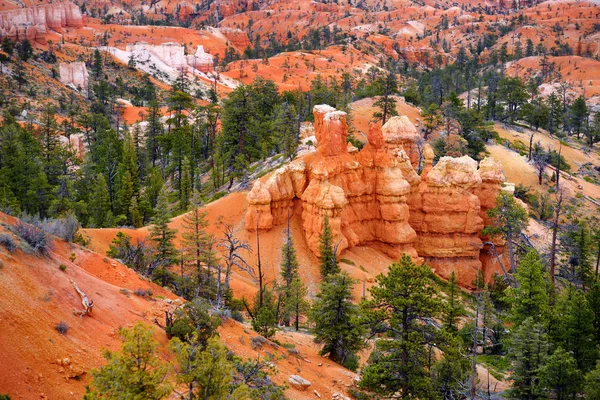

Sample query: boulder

[288,375,311,391]
[59,62,88,90]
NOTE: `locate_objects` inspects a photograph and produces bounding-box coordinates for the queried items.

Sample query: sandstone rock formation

[0,2,83,43]
[246,105,506,287]
[125,42,214,74]
[59,62,88,90]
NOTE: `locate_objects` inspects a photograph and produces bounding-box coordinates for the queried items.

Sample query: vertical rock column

[415,156,484,287]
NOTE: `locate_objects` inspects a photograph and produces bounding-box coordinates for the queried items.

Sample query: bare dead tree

[217,222,252,308]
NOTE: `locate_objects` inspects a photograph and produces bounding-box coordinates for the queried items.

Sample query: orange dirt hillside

[0,212,179,399]
[0,210,360,399]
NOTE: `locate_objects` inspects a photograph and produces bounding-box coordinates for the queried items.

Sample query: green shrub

[59,263,67,272]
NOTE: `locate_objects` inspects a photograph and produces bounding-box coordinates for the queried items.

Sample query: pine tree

[587,280,600,343]
[359,255,442,398]
[584,361,600,398]
[180,156,192,211]
[170,335,248,400]
[149,185,178,283]
[92,48,103,78]
[318,215,339,277]
[89,174,111,227]
[181,190,215,299]
[484,192,528,274]
[273,102,299,161]
[507,317,549,400]
[432,333,470,400]
[540,347,582,400]
[279,216,302,326]
[442,271,465,334]
[310,271,365,371]
[551,285,598,373]
[250,286,278,339]
[285,277,309,331]
[505,250,550,326]
[85,323,172,399]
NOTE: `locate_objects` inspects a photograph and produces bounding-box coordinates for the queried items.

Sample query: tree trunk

[550,190,563,287]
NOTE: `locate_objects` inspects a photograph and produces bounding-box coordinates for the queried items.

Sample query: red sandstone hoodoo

[246,105,508,287]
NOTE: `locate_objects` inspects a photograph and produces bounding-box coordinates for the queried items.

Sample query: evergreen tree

[569,96,588,139]
[359,255,442,398]
[311,272,365,371]
[250,285,278,339]
[506,317,549,400]
[432,333,470,400]
[170,335,248,400]
[279,217,302,326]
[551,285,598,373]
[318,215,339,277]
[273,102,299,161]
[483,192,528,274]
[149,185,178,283]
[584,361,600,399]
[442,271,465,334]
[89,174,111,227]
[85,323,172,399]
[181,190,215,299]
[180,156,192,210]
[587,280,600,343]
[92,49,103,78]
[285,277,309,332]
[505,250,550,326]
[540,347,582,400]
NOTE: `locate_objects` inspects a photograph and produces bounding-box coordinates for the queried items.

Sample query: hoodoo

[246,105,507,287]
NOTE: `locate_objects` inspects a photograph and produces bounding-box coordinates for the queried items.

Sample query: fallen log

[70,279,93,317]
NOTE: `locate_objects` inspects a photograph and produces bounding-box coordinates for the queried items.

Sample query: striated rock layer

[0,2,83,43]
[246,105,506,287]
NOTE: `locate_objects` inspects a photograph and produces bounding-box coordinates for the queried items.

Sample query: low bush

[13,221,51,255]
[21,213,80,242]
[0,233,16,253]
[59,263,67,271]
[55,321,69,335]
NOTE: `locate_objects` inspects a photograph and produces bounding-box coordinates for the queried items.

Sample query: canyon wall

[0,2,83,43]
[246,105,507,287]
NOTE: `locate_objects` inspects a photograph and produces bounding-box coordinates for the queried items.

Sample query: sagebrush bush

[55,321,69,335]
[0,233,16,253]
[20,213,80,242]
[13,221,51,255]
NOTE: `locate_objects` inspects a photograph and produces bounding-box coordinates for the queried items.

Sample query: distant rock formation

[59,62,88,90]
[219,27,252,50]
[0,2,83,43]
[246,105,507,287]
[125,42,214,73]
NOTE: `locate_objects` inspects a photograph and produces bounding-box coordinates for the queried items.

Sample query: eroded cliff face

[0,2,83,43]
[125,42,214,73]
[59,61,88,90]
[246,105,506,287]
